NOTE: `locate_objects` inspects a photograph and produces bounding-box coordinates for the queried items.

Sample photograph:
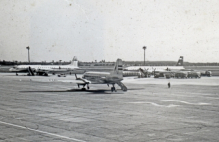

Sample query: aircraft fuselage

[124,66,185,72]
[9,65,79,72]
[82,71,122,84]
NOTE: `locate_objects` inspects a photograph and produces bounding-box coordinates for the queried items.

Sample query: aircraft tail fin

[176,56,183,66]
[113,59,123,75]
[70,56,78,67]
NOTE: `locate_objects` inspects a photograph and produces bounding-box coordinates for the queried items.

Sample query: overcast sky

[0,0,219,62]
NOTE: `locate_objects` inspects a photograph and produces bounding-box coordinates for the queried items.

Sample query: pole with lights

[26,46,30,63]
[143,46,147,65]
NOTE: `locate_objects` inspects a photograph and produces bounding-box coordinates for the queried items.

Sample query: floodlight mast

[143,46,147,65]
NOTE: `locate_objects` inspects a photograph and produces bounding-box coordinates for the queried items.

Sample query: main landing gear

[16,72,18,76]
[78,84,89,90]
[111,84,117,92]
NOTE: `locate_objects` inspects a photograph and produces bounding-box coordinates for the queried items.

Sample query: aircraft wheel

[82,88,86,91]
[87,86,90,90]
[111,87,116,92]
[112,87,116,92]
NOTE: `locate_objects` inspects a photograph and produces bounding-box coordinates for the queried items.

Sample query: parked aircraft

[153,67,201,79]
[124,56,184,73]
[125,56,211,79]
[9,57,81,76]
[124,56,184,78]
[201,70,212,77]
[75,58,127,92]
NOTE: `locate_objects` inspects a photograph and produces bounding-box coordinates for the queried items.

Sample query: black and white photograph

[0,0,219,141]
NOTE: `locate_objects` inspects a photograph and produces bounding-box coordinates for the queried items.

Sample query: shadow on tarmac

[5,75,51,77]
[20,89,120,94]
[19,88,144,94]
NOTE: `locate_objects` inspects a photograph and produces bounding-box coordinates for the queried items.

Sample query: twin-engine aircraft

[74,58,127,92]
[9,57,82,76]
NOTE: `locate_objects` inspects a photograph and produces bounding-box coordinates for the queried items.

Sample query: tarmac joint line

[0,120,86,142]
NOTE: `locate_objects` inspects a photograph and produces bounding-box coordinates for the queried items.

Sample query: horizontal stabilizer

[116,81,127,91]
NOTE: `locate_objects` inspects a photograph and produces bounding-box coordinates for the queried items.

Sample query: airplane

[74,58,127,92]
[9,56,82,76]
[123,56,184,78]
[149,59,206,79]
[124,56,185,73]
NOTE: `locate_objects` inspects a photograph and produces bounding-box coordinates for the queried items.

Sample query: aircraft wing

[76,78,91,84]
[47,68,85,75]
[75,74,91,84]
[57,80,80,83]
[36,68,51,72]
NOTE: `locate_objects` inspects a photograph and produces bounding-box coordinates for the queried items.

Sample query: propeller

[153,68,156,76]
[144,68,149,77]
[75,74,78,79]
[166,67,171,71]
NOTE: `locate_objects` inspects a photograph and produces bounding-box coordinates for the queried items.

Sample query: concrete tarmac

[0,73,219,141]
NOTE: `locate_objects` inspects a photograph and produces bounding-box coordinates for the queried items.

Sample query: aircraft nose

[9,68,13,71]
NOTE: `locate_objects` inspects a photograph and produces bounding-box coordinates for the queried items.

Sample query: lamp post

[26,46,30,63]
[143,46,146,65]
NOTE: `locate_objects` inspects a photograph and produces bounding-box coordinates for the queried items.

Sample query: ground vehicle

[201,71,212,77]
[154,73,160,78]
[187,71,201,78]
[58,74,66,77]
[174,72,188,78]
[154,72,174,79]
